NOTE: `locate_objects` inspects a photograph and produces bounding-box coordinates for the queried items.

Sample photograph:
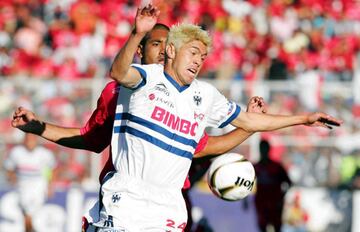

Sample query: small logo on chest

[155,83,170,96]
[112,193,121,203]
[193,91,202,106]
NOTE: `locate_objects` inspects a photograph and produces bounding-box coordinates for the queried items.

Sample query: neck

[164,63,184,86]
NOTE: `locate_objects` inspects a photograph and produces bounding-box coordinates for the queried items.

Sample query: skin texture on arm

[195,96,267,158]
[12,82,117,154]
[195,129,252,158]
[11,107,88,150]
[230,110,342,133]
[109,4,160,88]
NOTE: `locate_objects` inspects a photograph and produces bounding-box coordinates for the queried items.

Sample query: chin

[187,77,195,84]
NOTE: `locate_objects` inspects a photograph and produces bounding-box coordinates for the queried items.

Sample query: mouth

[187,68,197,76]
[158,57,165,65]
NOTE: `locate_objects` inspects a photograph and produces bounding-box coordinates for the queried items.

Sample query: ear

[165,43,176,59]
[136,45,143,59]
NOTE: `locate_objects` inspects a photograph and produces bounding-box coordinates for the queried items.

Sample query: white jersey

[111,64,241,189]
[4,145,56,215]
[4,145,56,187]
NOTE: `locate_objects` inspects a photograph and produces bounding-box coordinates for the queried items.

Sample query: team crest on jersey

[193,91,202,106]
[112,193,121,203]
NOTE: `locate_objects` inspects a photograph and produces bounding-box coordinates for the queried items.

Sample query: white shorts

[93,172,187,232]
[17,181,47,216]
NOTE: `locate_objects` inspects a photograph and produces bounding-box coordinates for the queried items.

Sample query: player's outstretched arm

[195,97,267,158]
[110,4,160,88]
[231,110,342,132]
[11,106,88,150]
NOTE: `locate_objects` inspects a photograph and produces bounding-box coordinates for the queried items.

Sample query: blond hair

[167,23,212,52]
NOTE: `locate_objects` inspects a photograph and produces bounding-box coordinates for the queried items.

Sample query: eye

[190,49,197,56]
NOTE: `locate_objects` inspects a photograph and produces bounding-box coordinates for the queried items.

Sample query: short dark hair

[139,23,170,48]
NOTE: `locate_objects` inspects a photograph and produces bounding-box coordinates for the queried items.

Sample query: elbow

[109,67,120,81]
[109,64,125,82]
[240,125,256,133]
[109,68,130,85]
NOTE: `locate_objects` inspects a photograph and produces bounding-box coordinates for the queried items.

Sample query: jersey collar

[164,71,190,93]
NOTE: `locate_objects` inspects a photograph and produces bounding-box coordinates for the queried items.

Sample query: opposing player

[11,22,266,232]
[4,133,56,232]
[99,4,341,231]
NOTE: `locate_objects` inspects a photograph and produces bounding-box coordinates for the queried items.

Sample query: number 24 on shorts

[166,219,186,231]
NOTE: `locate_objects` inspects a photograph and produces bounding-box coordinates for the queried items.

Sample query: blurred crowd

[1,0,360,191]
[0,0,360,80]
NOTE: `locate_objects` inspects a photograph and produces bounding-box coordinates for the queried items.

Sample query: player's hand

[11,106,45,135]
[305,112,343,129]
[135,4,160,35]
[246,96,267,114]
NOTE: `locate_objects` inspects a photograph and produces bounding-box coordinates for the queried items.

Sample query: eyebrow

[190,46,207,56]
[149,38,166,43]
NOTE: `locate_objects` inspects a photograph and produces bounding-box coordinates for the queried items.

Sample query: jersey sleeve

[206,84,241,128]
[80,81,118,153]
[131,64,147,90]
[130,63,162,90]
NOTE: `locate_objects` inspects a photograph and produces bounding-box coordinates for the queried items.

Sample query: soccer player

[4,133,56,232]
[102,4,341,231]
[11,20,266,232]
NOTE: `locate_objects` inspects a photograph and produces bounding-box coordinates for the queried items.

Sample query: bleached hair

[167,23,212,52]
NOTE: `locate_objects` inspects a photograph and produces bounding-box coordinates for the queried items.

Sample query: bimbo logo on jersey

[151,106,198,136]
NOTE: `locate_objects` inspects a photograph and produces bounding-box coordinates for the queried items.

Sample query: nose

[160,43,165,54]
[193,56,202,67]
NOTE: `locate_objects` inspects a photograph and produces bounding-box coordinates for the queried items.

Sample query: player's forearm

[234,112,308,132]
[37,122,88,150]
[195,129,254,158]
[109,31,146,84]
[255,114,307,131]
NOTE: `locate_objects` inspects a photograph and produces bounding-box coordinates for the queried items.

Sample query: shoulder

[193,79,215,90]
[191,79,218,97]
[132,63,163,69]
[131,64,164,88]
[102,81,120,95]
[9,145,25,155]
[99,81,120,104]
[131,64,163,75]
